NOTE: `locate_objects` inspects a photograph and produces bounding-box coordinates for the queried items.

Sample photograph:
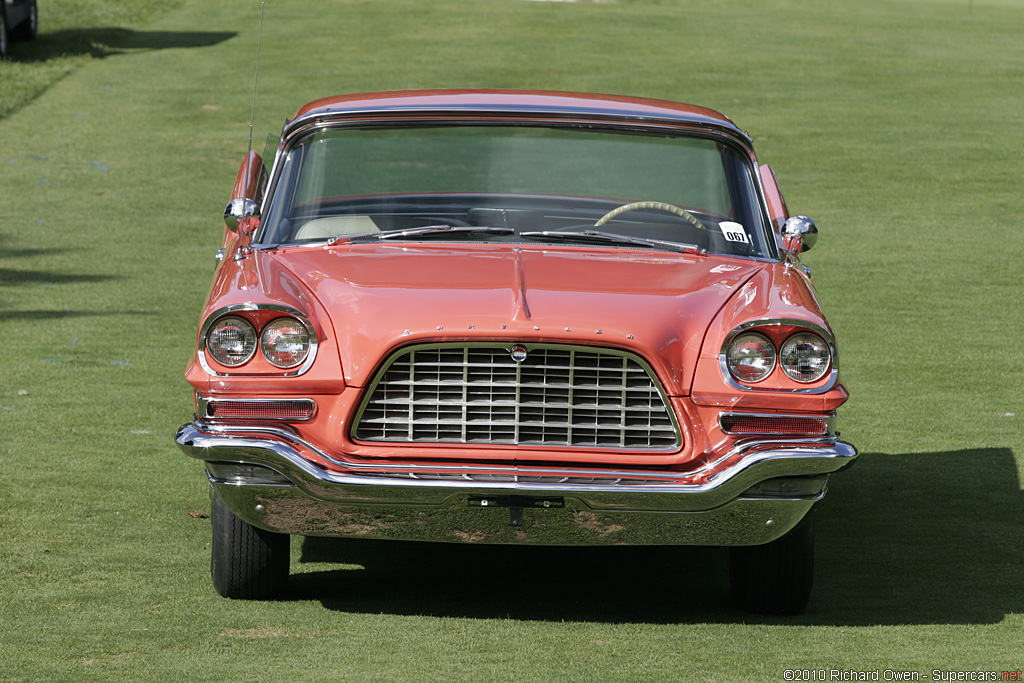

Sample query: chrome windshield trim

[280,113,753,153]
[256,115,775,256]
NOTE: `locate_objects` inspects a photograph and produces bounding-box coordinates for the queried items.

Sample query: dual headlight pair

[206,315,311,369]
[207,313,830,382]
[726,331,832,384]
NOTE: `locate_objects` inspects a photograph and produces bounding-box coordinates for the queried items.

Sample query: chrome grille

[353,344,680,450]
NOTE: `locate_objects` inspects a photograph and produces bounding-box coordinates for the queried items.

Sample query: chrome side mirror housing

[224,198,261,233]
[782,215,818,253]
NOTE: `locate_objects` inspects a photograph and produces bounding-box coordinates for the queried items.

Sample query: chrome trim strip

[187,419,842,480]
[750,157,782,261]
[718,318,839,395]
[281,114,753,155]
[177,421,856,507]
[197,303,319,377]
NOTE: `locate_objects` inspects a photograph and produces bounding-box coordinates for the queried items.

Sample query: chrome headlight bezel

[779,331,832,383]
[260,317,313,369]
[198,304,319,377]
[725,332,777,383]
[719,319,839,394]
[205,315,258,367]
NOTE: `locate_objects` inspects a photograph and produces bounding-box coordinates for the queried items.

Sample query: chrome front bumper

[175,422,857,546]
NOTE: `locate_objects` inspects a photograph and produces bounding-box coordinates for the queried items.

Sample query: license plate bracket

[468,495,566,526]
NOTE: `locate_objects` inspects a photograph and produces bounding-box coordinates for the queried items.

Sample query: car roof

[284,89,749,143]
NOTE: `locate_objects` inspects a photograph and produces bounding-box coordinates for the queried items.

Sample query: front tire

[729,510,814,615]
[211,491,290,599]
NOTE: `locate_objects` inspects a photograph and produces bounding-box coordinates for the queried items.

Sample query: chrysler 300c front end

[175,90,856,615]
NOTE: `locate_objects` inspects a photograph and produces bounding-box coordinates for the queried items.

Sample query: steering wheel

[595,201,705,231]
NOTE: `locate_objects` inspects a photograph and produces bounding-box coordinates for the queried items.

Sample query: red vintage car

[175,90,856,615]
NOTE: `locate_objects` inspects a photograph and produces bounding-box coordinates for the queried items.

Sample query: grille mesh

[353,345,679,449]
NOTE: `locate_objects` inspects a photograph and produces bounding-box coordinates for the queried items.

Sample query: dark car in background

[0,0,38,60]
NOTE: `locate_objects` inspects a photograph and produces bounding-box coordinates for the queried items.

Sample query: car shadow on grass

[0,267,116,286]
[809,447,1023,626]
[292,448,1023,625]
[0,243,131,319]
[9,28,236,62]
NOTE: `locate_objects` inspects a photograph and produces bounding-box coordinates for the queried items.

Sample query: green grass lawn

[1,0,1022,680]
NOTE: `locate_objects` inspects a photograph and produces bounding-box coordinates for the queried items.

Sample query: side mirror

[224,197,261,233]
[782,215,818,253]
[224,151,266,233]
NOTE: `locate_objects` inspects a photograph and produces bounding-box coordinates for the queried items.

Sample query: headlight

[726,332,776,383]
[779,332,831,383]
[206,316,257,367]
[260,317,311,369]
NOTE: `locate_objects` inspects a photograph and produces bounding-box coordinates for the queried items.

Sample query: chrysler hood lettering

[267,245,763,392]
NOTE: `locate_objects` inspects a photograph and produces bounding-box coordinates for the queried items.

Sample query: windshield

[258,124,773,258]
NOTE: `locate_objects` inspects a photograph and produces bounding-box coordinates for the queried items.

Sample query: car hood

[256,244,764,394]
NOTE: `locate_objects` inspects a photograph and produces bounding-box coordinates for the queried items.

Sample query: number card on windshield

[720,221,749,244]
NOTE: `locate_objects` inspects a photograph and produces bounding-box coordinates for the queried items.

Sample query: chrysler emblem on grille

[510,345,528,363]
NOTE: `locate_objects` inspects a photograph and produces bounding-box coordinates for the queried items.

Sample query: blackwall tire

[211,491,290,599]
[729,509,815,616]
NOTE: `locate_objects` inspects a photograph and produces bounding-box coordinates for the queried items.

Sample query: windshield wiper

[329,225,514,245]
[519,229,704,255]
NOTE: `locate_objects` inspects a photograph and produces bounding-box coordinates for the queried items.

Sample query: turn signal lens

[720,414,828,436]
[780,332,831,383]
[206,316,257,367]
[260,318,311,369]
[727,332,776,383]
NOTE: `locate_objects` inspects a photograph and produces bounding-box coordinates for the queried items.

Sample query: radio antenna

[246,1,265,184]
[237,1,265,251]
